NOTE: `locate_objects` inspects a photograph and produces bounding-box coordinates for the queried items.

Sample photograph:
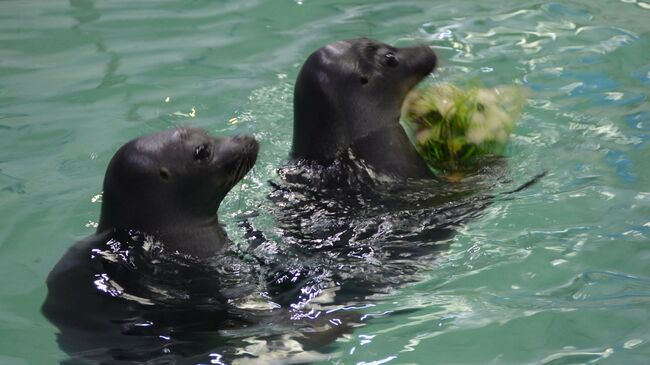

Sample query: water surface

[1,0,649,364]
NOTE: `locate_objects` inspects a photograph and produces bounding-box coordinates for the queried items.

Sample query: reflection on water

[42,229,361,364]
[263,164,491,300]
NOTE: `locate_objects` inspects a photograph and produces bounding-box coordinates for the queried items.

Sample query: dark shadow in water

[69,0,100,25]
[68,0,131,112]
[69,0,123,89]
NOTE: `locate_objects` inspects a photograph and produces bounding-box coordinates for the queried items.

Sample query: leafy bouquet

[402,83,530,174]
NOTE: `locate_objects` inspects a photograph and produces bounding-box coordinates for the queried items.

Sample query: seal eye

[159,168,171,181]
[194,144,211,162]
[359,77,369,85]
[385,53,399,68]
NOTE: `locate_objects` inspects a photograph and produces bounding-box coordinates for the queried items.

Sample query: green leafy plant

[402,83,530,174]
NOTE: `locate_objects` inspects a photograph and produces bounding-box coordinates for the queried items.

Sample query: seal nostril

[194,144,211,162]
[360,76,369,85]
[159,167,171,181]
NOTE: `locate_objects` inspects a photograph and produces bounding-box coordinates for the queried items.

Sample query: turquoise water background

[1,0,649,364]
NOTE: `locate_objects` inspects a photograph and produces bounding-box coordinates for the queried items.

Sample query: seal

[41,128,260,363]
[291,38,438,180]
[263,39,474,310]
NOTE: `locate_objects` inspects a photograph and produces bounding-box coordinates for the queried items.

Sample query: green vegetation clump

[402,83,530,173]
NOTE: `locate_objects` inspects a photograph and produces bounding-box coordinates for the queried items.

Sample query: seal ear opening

[159,167,171,181]
[359,76,369,85]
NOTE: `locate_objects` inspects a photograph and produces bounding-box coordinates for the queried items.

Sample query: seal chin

[228,135,259,186]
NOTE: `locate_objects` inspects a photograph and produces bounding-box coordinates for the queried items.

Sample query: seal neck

[155,218,228,257]
[97,215,228,258]
[349,123,434,180]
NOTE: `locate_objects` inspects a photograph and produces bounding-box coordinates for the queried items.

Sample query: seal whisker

[231,157,246,188]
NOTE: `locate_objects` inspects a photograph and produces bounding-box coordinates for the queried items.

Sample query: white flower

[431,84,460,118]
[466,91,510,144]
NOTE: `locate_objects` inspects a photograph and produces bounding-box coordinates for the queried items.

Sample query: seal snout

[232,134,259,164]
[219,134,258,184]
[403,44,437,78]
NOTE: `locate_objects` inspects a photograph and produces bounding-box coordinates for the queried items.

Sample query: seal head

[291,38,437,179]
[98,128,258,256]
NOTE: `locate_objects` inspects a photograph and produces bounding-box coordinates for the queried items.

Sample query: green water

[1,0,649,363]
